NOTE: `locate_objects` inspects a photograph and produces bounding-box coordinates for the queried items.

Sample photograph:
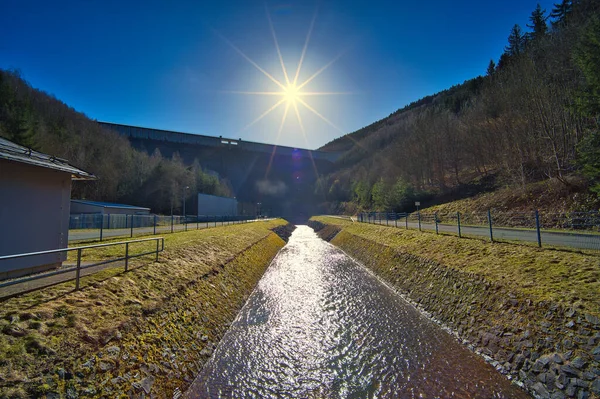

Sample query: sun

[216,4,349,147]
[283,84,300,103]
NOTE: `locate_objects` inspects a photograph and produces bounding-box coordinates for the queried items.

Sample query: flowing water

[185,226,529,398]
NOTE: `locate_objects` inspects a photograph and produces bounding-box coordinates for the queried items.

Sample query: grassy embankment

[313,216,599,313]
[311,216,600,398]
[0,219,288,398]
[424,178,598,217]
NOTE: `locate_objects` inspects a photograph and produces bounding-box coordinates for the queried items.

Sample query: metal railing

[0,237,164,299]
[357,210,600,252]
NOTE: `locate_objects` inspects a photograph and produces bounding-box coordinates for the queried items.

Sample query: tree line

[317,0,600,213]
[0,70,231,214]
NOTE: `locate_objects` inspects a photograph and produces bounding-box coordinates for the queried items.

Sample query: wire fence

[68,214,267,242]
[357,210,600,252]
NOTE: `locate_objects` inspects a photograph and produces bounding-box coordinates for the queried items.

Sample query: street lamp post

[183,186,189,230]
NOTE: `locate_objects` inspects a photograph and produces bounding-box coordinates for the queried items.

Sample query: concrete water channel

[185,226,530,398]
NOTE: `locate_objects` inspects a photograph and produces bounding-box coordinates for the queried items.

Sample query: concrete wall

[0,160,70,278]
[197,194,238,216]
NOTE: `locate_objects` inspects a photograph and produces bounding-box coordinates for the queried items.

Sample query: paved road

[68,219,259,242]
[364,218,600,251]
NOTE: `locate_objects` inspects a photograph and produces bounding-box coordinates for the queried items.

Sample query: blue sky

[0,0,555,149]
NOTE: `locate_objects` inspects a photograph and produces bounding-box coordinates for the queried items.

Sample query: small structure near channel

[0,137,95,279]
[198,193,238,216]
[69,200,151,230]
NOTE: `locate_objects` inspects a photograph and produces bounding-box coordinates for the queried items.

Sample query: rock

[571,378,588,388]
[552,353,564,364]
[561,365,579,376]
[106,346,121,358]
[111,376,126,384]
[531,382,550,398]
[65,385,78,399]
[577,390,589,399]
[566,320,575,328]
[99,361,114,372]
[141,375,155,394]
[532,360,547,373]
[591,378,600,395]
[565,384,576,397]
[585,314,599,325]
[550,391,566,399]
[538,372,555,385]
[82,358,95,368]
[571,357,586,369]
[56,368,65,379]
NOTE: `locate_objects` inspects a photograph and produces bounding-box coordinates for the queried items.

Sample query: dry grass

[313,216,600,314]
[0,219,286,397]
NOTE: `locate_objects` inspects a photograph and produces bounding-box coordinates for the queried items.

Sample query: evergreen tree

[574,16,600,195]
[505,24,526,56]
[371,178,388,210]
[486,59,496,76]
[574,16,600,117]
[527,3,548,40]
[496,53,510,70]
[550,0,573,27]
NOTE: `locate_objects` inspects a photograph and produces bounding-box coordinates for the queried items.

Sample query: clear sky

[1,0,554,149]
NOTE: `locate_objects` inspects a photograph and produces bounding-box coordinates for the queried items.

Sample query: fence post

[156,239,159,262]
[75,248,82,290]
[395,213,398,228]
[418,210,422,231]
[214,216,217,227]
[197,217,199,230]
[108,214,111,230]
[457,212,462,238]
[171,215,174,233]
[100,214,104,242]
[435,212,439,235]
[130,215,134,238]
[185,215,187,232]
[125,242,129,272]
[386,213,389,226]
[488,209,494,242]
[405,213,408,230]
[535,210,542,248]
[154,215,157,235]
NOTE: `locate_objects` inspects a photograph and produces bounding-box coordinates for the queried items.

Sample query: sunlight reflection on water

[185,226,529,399]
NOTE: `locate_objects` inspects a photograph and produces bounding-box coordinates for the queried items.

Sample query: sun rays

[218,4,348,144]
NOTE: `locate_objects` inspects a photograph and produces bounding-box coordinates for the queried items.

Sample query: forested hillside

[318,0,600,214]
[0,70,231,214]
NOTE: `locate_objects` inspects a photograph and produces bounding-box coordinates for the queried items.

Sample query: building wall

[0,160,70,277]
[197,193,238,216]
